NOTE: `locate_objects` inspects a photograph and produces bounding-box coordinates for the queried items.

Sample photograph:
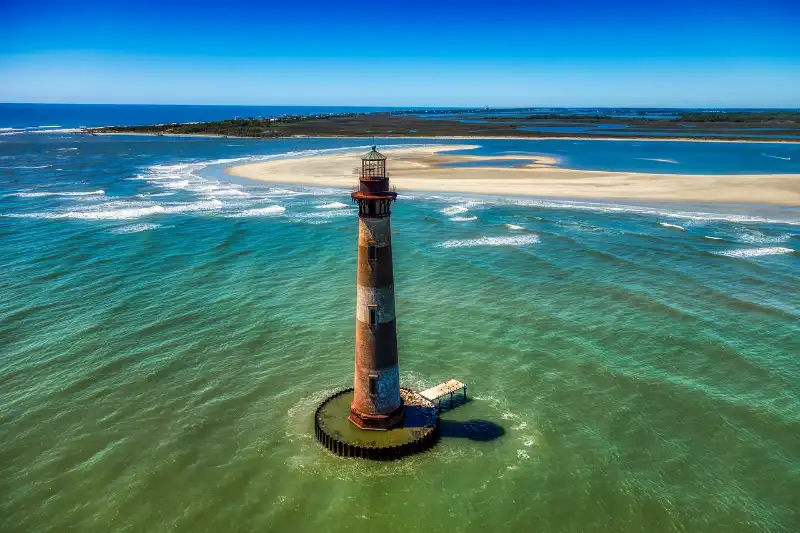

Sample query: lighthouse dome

[362,146,386,161]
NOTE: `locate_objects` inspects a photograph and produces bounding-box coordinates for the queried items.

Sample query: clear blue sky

[1,0,798,107]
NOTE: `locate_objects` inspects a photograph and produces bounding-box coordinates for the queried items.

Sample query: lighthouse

[312,148,443,458]
[348,146,403,430]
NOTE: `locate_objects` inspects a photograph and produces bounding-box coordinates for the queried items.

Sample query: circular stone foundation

[315,388,439,460]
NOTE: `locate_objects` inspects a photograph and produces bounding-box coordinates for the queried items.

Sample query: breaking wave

[733,230,794,244]
[638,158,679,164]
[658,222,687,231]
[510,198,799,226]
[442,205,469,215]
[5,189,104,198]
[227,205,286,217]
[291,209,355,220]
[716,247,794,258]
[3,199,223,220]
[438,234,540,248]
[441,201,482,216]
[111,223,161,234]
[760,153,791,161]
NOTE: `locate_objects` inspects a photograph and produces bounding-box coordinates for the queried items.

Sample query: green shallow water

[1,135,799,533]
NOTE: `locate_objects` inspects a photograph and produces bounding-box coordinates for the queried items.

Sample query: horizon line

[2,102,798,111]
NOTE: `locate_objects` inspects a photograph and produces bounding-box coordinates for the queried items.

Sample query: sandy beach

[226,145,800,206]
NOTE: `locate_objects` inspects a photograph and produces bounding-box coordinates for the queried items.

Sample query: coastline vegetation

[90,109,800,141]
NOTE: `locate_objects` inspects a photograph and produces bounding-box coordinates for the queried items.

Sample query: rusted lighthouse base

[315,388,439,460]
[348,402,404,431]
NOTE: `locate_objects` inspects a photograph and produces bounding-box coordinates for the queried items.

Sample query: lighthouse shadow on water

[433,396,505,442]
[439,419,505,442]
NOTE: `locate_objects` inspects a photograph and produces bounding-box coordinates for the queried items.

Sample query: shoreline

[85,131,800,144]
[225,145,800,207]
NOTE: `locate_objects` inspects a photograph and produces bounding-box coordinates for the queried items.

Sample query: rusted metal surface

[353,320,398,369]
[356,246,394,286]
[351,147,397,218]
[349,147,403,430]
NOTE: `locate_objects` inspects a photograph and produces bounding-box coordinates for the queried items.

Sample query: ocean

[0,103,418,132]
[1,105,799,533]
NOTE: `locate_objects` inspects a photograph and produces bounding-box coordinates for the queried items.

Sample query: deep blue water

[0,103,417,131]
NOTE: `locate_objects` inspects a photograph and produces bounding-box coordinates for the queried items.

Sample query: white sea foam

[760,153,791,161]
[111,223,161,234]
[157,179,190,189]
[0,127,83,136]
[136,192,175,198]
[5,205,165,220]
[638,158,679,164]
[262,188,314,198]
[188,182,250,197]
[316,202,349,209]
[716,247,794,258]
[6,189,104,198]
[510,198,800,226]
[139,156,296,200]
[658,222,687,231]
[505,224,524,230]
[441,201,482,216]
[203,188,250,198]
[164,199,224,214]
[450,216,477,222]
[292,209,355,220]
[734,229,794,244]
[228,205,286,217]
[703,236,725,240]
[438,234,540,248]
[3,199,222,220]
[442,205,469,215]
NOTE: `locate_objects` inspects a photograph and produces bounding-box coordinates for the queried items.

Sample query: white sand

[226,145,800,206]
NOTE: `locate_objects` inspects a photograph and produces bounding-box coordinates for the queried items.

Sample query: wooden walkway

[420,379,466,412]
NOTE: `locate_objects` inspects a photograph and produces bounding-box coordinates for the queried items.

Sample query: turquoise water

[1,134,799,533]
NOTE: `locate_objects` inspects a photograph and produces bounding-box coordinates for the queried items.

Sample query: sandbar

[226,145,800,206]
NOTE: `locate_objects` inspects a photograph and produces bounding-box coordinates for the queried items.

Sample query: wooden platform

[420,379,466,411]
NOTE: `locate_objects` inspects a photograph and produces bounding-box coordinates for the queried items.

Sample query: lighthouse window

[368,243,377,261]
[369,375,378,395]
[368,305,378,326]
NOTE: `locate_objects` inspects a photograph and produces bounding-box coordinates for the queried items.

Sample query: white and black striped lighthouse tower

[348,146,403,430]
